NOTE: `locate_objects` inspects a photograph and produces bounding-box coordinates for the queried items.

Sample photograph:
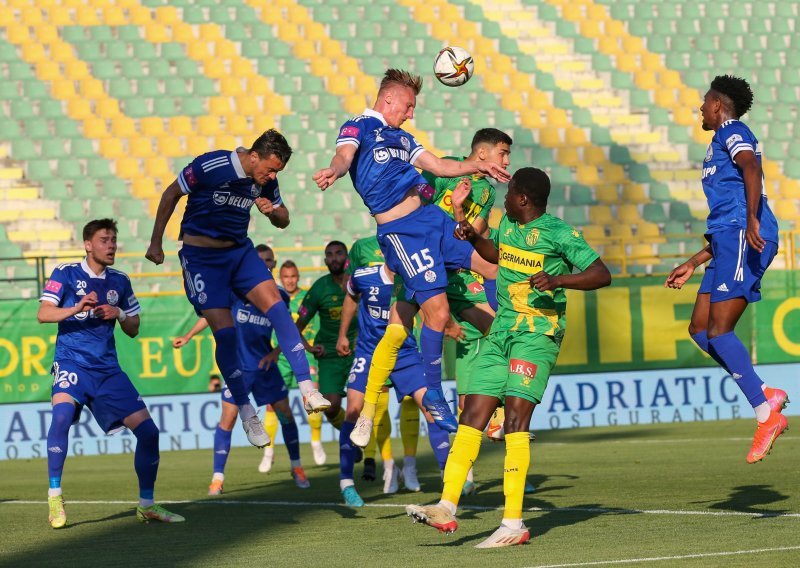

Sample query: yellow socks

[376,390,393,461]
[264,409,279,448]
[441,425,483,506]
[362,324,408,420]
[503,432,531,520]
[400,396,420,457]
[328,407,345,430]
[309,411,323,443]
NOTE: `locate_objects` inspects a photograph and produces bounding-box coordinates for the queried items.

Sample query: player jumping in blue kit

[665,75,789,463]
[335,263,452,507]
[313,69,510,445]
[173,286,311,494]
[39,219,184,528]
[147,130,330,449]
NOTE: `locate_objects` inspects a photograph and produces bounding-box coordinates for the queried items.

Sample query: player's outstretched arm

[531,258,612,292]
[455,220,499,264]
[172,317,209,348]
[37,291,98,323]
[734,150,767,252]
[664,245,712,290]
[255,198,290,229]
[313,144,357,190]
[146,180,184,265]
[336,292,359,356]
[414,151,511,183]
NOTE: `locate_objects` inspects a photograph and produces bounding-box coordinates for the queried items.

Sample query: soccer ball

[433,46,474,87]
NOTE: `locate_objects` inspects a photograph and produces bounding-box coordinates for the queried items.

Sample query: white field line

[534,436,798,446]
[527,545,800,567]
[3,500,800,518]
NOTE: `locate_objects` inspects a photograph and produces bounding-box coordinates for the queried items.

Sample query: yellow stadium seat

[20,6,43,26]
[641,53,661,72]
[634,71,658,90]
[301,23,327,43]
[253,115,275,133]
[286,3,308,24]
[103,6,127,26]
[101,139,125,159]
[604,20,626,37]
[562,4,582,20]
[208,96,233,116]
[116,157,141,178]
[540,129,564,148]
[598,36,620,54]
[510,73,533,91]
[546,108,569,128]
[501,92,525,111]
[35,24,59,44]
[616,53,638,73]
[318,39,342,59]
[556,147,580,166]
[169,116,194,137]
[132,178,156,198]
[95,99,120,119]
[140,117,165,137]
[21,43,47,63]
[52,81,77,99]
[774,199,800,219]
[75,8,100,26]
[198,24,223,42]
[576,165,599,185]
[589,205,614,225]
[595,184,618,204]
[154,6,180,25]
[172,23,194,43]
[5,26,30,44]
[335,57,360,77]
[630,244,658,264]
[129,137,155,158]
[157,137,182,158]
[660,70,682,89]
[144,156,171,179]
[587,3,609,21]
[79,78,105,99]
[520,108,544,129]
[247,76,270,94]
[344,94,367,113]
[198,115,223,136]
[234,96,261,116]
[609,224,633,238]
[777,179,800,199]
[673,107,696,126]
[67,99,92,120]
[83,117,109,139]
[220,77,244,97]
[310,59,330,77]
[202,58,226,78]
[215,134,238,150]
[565,127,588,146]
[582,224,607,241]
[226,115,251,137]
[604,164,625,184]
[579,20,602,39]
[126,4,152,26]
[327,76,351,96]
[637,222,665,242]
[621,36,644,55]
[622,184,649,203]
[617,204,641,224]
[583,146,606,166]
[355,75,377,94]
[111,116,137,138]
[187,136,211,156]
[431,21,454,39]
[214,41,238,60]
[679,88,701,107]
[145,24,170,43]
[187,41,211,61]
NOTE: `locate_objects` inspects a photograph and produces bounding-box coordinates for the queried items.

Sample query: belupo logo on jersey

[373,148,391,164]
[213,191,230,205]
[236,309,249,324]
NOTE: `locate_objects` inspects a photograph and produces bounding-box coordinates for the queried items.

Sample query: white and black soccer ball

[433,46,474,87]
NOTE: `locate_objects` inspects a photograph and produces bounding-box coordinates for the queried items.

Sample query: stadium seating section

[0,0,798,298]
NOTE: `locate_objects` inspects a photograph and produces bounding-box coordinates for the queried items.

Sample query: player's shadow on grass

[65,510,133,528]
[701,484,791,517]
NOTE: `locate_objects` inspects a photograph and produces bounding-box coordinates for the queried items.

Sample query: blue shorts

[377,205,474,304]
[178,239,272,315]
[699,228,777,303]
[221,367,288,407]
[51,360,146,435]
[347,347,427,402]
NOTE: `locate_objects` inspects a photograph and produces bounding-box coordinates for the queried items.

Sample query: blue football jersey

[231,289,290,372]
[178,149,283,244]
[702,119,778,241]
[347,265,417,354]
[40,260,141,371]
[336,109,427,215]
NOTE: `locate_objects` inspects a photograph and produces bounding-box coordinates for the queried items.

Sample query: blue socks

[213,327,249,406]
[691,330,729,371]
[339,420,357,480]
[213,426,232,474]
[133,419,160,501]
[266,302,311,383]
[427,420,451,471]
[281,421,300,461]
[420,325,445,391]
[47,402,73,488]
[708,332,767,407]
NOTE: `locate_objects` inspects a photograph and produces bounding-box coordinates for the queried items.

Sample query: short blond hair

[379,68,423,95]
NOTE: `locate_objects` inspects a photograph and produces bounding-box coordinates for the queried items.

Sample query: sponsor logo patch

[183,166,197,187]
[44,279,62,293]
[106,289,119,306]
[424,270,437,283]
[213,191,230,206]
[340,125,360,138]
[498,244,544,274]
[509,358,537,378]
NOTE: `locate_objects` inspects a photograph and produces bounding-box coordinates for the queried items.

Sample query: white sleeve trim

[125,306,142,316]
[39,295,59,305]
[729,143,754,159]
[379,264,393,285]
[409,146,425,165]
[177,173,191,194]
[336,139,360,148]
[346,279,356,296]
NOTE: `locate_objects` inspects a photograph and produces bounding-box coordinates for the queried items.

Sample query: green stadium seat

[89,200,116,219]
[180,98,205,117]
[669,202,694,222]
[90,26,114,42]
[61,26,87,44]
[0,118,21,139]
[26,159,51,178]
[41,139,68,159]
[24,118,50,139]
[648,183,672,202]
[87,158,113,178]
[562,206,588,226]
[643,203,669,224]
[137,78,161,98]
[192,77,217,97]
[663,221,689,235]
[153,98,178,116]
[10,100,35,120]
[209,5,234,23]
[7,62,35,80]
[160,43,185,61]
[109,78,133,99]
[149,60,172,79]
[54,118,80,138]
[102,178,129,198]
[73,182,100,199]
[122,99,149,118]
[57,159,83,180]
[117,26,142,42]
[39,100,63,119]
[60,201,87,223]
[43,180,69,200]
[71,139,94,159]
[12,139,37,160]
[120,60,146,80]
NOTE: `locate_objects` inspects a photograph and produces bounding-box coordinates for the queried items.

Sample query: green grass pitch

[1,419,798,567]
